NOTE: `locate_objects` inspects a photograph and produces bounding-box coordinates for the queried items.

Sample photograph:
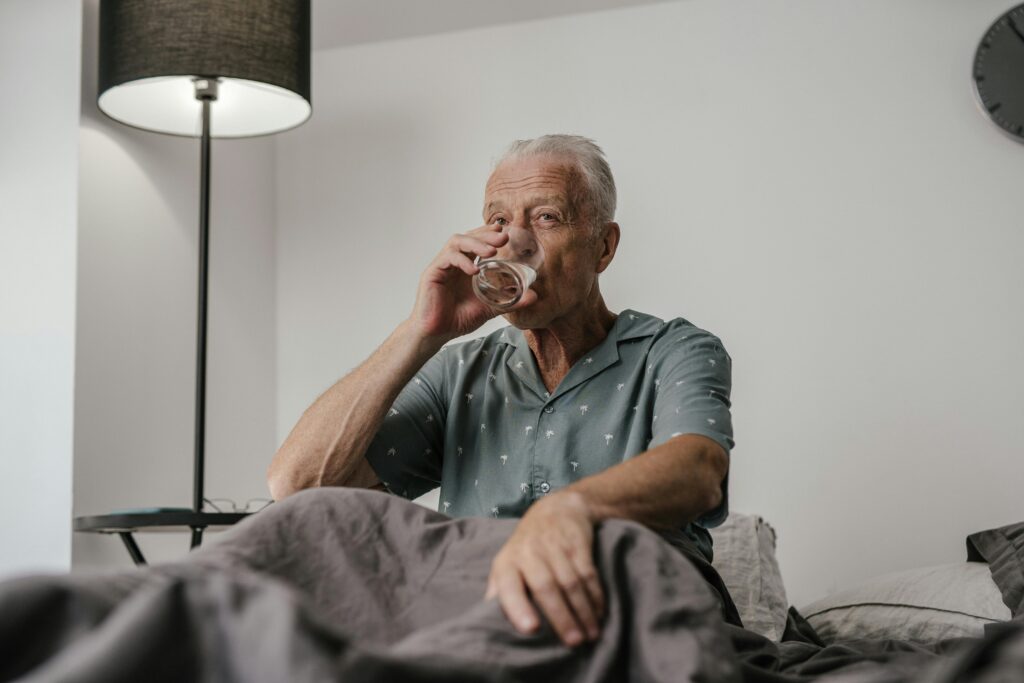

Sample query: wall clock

[972,3,1024,142]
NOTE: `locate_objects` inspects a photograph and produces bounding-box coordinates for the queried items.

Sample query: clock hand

[1008,15,1024,44]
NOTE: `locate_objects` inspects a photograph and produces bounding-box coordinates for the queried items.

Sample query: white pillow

[709,513,790,641]
[800,562,1011,645]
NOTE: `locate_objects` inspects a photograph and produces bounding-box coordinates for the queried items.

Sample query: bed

[1,488,1022,682]
[707,512,1017,646]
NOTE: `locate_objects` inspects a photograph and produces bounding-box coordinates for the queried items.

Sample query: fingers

[487,539,604,647]
[412,224,516,338]
[519,556,588,646]
[465,225,510,252]
[430,233,489,276]
[546,550,603,641]
[440,250,479,276]
[470,222,507,236]
[451,234,502,260]
[571,554,605,624]
[493,568,540,634]
[431,226,509,275]
[432,228,513,280]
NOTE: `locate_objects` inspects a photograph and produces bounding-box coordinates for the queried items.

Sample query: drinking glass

[472,224,544,309]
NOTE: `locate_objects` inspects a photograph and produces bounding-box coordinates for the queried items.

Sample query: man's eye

[493,217,508,226]
[538,213,559,222]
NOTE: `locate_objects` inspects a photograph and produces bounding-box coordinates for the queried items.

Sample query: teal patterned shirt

[365,309,735,550]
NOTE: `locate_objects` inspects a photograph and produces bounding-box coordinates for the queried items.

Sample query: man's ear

[595,222,620,274]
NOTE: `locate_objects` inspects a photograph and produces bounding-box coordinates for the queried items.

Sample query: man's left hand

[485,490,605,647]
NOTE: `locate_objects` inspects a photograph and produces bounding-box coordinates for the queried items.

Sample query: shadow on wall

[79,0,198,238]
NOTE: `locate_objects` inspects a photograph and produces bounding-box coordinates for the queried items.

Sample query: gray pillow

[966,520,1024,618]
[709,512,789,641]
[799,562,1011,645]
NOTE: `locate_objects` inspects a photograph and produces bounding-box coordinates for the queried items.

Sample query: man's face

[482,155,604,329]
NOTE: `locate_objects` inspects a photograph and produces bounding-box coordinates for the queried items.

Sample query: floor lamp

[80,0,311,558]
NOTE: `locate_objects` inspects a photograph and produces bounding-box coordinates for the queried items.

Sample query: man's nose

[496,224,539,262]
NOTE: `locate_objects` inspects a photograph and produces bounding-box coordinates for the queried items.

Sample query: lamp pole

[191,77,218,545]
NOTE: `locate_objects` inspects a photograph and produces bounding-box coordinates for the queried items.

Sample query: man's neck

[523,299,617,393]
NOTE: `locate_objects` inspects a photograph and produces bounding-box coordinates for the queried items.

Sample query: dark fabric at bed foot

[966,520,1024,618]
[727,612,1024,682]
[782,607,827,648]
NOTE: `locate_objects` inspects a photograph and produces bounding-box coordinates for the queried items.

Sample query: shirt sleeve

[363,348,448,501]
[649,331,734,528]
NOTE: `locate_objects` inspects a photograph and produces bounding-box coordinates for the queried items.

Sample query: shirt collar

[497,309,662,348]
[613,309,664,342]
[498,309,664,402]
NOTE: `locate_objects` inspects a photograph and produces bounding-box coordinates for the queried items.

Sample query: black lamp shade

[98,0,311,138]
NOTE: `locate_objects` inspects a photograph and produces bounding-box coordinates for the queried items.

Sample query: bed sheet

[1,488,1023,683]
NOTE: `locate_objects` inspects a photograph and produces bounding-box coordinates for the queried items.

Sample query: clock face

[973,3,1024,142]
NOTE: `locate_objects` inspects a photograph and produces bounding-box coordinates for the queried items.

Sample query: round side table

[73,510,252,565]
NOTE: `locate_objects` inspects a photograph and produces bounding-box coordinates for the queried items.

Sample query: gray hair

[495,134,617,240]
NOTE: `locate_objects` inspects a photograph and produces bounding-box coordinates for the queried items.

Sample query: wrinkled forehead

[483,155,587,212]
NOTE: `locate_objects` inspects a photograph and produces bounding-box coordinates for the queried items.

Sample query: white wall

[72,0,279,568]
[276,0,1024,608]
[0,0,81,578]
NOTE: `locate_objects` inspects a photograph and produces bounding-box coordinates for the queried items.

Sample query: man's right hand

[408,224,539,342]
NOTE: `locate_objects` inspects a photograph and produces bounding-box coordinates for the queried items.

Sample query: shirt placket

[503,329,624,502]
[532,398,558,499]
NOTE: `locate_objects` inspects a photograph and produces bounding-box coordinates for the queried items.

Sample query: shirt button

[543,406,554,414]
[539,482,551,493]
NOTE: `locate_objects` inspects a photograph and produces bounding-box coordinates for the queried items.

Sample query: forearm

[267,319,445,500]
[560,434,728,531]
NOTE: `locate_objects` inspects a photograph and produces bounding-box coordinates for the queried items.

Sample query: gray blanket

[2,488,1023,682]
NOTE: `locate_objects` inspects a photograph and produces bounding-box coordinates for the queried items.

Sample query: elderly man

[267,134,735,649]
